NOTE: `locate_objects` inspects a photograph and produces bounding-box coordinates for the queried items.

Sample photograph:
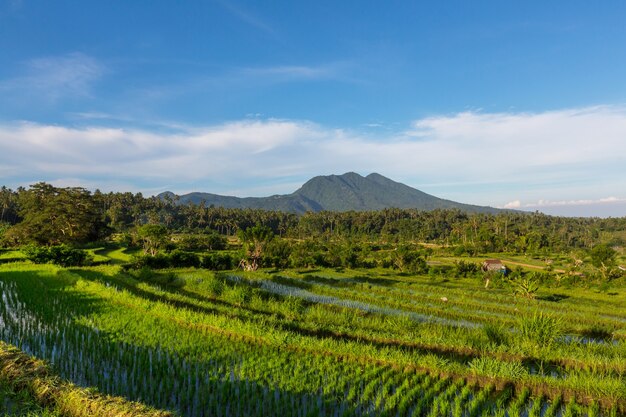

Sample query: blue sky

[1,1,625,216]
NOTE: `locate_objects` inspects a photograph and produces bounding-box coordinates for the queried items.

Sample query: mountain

[158,172,501,214]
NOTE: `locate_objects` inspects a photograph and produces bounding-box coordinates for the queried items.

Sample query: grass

[0,250,625,416]
[0,340,173,417]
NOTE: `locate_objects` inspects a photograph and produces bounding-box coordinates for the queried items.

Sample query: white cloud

[503,200,521,209]
[0,105,625,211]
[507,197,626,217]
[524,197,626,208]
[0,52,103,101]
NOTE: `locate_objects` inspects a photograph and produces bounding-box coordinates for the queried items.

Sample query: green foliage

[22,244,90,267]
[202,252,236,270]
[127,253,170,269]
[176,232,227,251]
[263,239,292,268]
[468,357,527,379]
[238,224,274,270]
[1,262,625,415]
[204,275,225,296]
[6,183,104,245]
[482,323,509,346]
[391,245,428,274]
[130,267,185,289]
[590,244,617,268]
[288,240,325,268]
[168,250,201,268]
[518,311,563,348]
[0,222,11,247]
[136,224,170,256]
[511,275,540,299]
[223,283,253,306]
[453,260,480,278]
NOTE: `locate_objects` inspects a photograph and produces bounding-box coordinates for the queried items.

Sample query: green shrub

[202,252,235,270]
[126,253,170,269]
[169,250,200,268]
[176,233,227,251]
[22,244,90,267]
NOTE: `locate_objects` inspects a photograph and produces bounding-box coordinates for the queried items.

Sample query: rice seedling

[0,260,624,416]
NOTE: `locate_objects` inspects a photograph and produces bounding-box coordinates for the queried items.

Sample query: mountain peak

[162,173,501,214]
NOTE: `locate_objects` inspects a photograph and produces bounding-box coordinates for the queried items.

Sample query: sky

[0,1,625,217]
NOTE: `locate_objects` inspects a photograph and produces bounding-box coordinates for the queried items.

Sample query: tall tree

[7,183,102,245]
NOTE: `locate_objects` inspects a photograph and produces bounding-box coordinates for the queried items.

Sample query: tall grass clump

[468,357,528,379]
[518,311,563,348]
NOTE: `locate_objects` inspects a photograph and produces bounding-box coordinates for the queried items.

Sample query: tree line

[1,183,625,257]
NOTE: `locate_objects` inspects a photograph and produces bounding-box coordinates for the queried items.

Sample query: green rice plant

[491,387,513,417]
[587,401,600,417]
[518,311,563,348]
[468,357,528,379]
[281,295,306,320]
[483,323,509,346]
[2,262,625,416]
[528,394,544,417]
[204,274,225,296]
[0,341,172,417]
[452,384,473,417]
[223,283,253,306]
[562,397,581,417]
[467,384,493,417]
[543,394,562,417]
[507,387,530,417]
[418,353,451,371]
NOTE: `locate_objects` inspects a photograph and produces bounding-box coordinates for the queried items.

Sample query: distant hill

[158,172,502,214]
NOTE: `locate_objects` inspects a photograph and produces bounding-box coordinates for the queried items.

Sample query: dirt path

[501,259,566,273]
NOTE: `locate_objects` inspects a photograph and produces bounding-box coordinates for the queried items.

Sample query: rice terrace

[0,182,625,416]
[2,2,626,416]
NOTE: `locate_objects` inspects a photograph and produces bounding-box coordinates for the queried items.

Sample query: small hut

[482,259,507,274]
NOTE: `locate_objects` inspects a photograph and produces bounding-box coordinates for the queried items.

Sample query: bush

[126,253,170,269]
[22,244,90,267]
[263,240,292,268]
[453,260,480,278]
[169,250,200,268]
[202,252,235,270]
[176,233,227,251]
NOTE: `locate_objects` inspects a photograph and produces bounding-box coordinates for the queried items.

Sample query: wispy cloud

[0,52,103,101]
[213,0,276,37]
[120,61,354,106]
[505,197,626,209]
[0,105,625,216]
[504,197,626,217]
[240,65,337,80]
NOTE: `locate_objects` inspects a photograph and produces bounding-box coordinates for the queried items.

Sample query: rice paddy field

[0,249,625,416]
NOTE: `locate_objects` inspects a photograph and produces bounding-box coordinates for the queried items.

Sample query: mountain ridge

[158,172,502,214]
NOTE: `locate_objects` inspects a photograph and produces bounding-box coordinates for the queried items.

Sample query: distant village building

[482,259,508,274]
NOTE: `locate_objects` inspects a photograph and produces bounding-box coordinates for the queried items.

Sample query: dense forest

[2,183,624,250]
